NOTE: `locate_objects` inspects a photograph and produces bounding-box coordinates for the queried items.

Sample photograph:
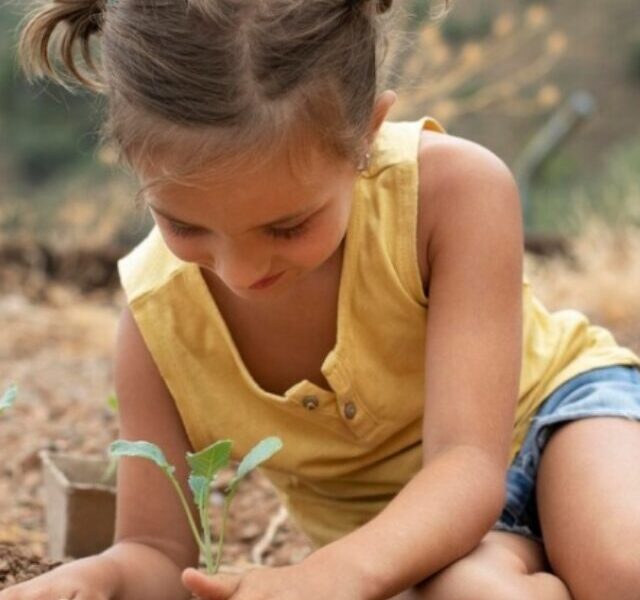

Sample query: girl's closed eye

[166,217,311,240]
[167,221,202,238]
[266,219,310,240]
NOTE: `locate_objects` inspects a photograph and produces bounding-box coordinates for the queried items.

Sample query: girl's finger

[181,568,241,600]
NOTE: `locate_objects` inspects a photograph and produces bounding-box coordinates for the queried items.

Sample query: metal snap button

[302,395,319,410]
[343,401,357,420]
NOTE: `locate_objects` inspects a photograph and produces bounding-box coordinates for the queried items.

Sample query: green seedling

[109,436,282,574]
[101,393,120,484]
[0,384,17,415]
[106,393,119,413]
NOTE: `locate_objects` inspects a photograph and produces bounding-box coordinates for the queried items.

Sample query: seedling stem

[110,436,282,574]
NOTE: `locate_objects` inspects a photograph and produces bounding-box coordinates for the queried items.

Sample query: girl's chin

[230,271,295,299]
[209,260,329,299]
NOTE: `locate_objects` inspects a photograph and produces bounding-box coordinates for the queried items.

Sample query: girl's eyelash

[266,220,309,240]
[167,218,310,240]
[168,221,201,237]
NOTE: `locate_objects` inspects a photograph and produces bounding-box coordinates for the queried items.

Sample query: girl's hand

[0,555,117,600]
[182,561,368,600]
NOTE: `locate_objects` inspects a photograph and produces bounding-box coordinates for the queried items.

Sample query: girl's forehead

[141,115,350,180]
[141,141,354,231]
[142,137,349,201]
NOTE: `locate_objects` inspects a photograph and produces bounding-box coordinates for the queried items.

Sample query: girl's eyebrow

[147,203,311,230]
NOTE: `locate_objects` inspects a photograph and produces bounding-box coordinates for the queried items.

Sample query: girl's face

[140,143,359,300]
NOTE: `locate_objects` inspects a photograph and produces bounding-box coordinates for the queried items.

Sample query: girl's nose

[213,240,269,291]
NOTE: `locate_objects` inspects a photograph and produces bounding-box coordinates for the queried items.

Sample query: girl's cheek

[289,224,343,269]
[161,233,209,264]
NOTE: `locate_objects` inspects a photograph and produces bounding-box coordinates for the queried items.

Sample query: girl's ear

[368,89,397,141]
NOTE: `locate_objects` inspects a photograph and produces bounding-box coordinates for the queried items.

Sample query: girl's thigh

[493,364,640,544]
[536,416,640,599]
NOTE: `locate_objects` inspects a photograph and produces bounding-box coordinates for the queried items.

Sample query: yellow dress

[117,116,640,548]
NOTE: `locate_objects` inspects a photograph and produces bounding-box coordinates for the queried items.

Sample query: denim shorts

[493,364,640,543]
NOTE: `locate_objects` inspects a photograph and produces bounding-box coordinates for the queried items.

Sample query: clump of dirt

[0,543,63,590]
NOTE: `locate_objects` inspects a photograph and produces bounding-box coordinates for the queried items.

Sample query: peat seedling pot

[39,450,116,561]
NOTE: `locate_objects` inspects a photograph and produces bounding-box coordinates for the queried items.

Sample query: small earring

[357,151,371,172]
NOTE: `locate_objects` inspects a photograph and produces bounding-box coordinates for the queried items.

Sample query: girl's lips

[249,271,285,290]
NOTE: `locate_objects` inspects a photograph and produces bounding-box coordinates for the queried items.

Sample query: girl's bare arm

[101,305,201,600]
[306,134,524,599]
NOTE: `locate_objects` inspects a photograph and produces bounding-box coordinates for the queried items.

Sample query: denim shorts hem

[531,409,640,449]
[493,365,640,543]
[492,406,640,545]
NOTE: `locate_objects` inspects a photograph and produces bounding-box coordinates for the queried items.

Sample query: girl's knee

[416,555,540,600]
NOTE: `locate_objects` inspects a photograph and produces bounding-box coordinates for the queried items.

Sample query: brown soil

[0,543,63,590]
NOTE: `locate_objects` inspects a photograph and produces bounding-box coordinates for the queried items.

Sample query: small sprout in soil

[0,384,17,415]
[101,394,120,484]
[109,436,282,574]
[106,393,119,413]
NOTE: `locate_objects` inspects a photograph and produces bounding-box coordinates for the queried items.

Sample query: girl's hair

[18,0,450,190]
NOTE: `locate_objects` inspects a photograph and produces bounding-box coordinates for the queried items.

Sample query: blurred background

[0,0,639,571]
[2,0,640,279]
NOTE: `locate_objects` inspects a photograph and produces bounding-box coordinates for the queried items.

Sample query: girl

[9,1,640,599]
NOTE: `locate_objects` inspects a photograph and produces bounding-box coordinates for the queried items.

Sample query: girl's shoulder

[415,130,522,293]
[118,225,188,304]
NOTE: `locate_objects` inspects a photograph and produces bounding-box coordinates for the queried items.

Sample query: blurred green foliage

[0,6,105,192]
[1,0,639,242]
[440,10,495,45]
[628,36,640,83]
[530,138,640,233]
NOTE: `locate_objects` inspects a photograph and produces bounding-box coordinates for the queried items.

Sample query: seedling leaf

[0,384,17,414]
[106,394,119,413]
[107,434,283,576]
[109,440,175,475]
[229,436,282,489]
[186,439,232,481]
[213,436,282,574]
[188,474,210,506]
